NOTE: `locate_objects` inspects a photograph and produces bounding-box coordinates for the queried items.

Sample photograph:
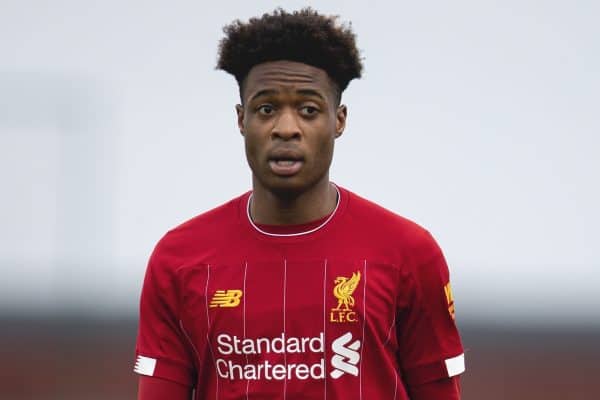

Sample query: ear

[335,105,347,138]
[236,104,244,136]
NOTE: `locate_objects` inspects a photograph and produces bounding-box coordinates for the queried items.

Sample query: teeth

[275,160,296,166]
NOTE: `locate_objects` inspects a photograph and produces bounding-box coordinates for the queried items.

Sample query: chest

[179,259,401,349]
[177,258,409,399]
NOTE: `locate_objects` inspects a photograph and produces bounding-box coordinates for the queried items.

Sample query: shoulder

[149,193,248,271]
[340,186,443,262]
[164,193,246,244]
[342,186,430,241]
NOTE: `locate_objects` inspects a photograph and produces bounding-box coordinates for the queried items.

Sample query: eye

[299,106,319,117]
[257,104,275,115]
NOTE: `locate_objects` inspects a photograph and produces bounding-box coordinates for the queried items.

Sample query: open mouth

[271,159,300,166]
[268,158,304,176]
[267,149,304,176]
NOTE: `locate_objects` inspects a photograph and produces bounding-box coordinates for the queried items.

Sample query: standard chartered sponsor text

[217,332,324,355]
[216,333,325,380]
[217,358,325,380]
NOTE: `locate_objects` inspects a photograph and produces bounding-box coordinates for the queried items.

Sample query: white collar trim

[246,185,340,237]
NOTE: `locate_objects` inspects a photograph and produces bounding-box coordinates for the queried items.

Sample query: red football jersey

[134,185,465,399]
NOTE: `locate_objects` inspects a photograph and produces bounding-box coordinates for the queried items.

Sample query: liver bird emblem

[333,271,361,310]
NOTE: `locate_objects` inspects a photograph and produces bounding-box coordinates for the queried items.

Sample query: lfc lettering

[330,310,357,322]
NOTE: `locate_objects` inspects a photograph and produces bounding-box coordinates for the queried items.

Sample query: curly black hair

[217,8,363,102]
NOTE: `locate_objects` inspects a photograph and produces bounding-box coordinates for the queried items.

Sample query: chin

[261,172,329,198]
[266,178,307,197]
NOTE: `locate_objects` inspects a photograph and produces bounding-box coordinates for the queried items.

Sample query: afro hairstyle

[216,7,363,102]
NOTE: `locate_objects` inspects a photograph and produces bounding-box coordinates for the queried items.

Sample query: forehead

[242,60,335,102]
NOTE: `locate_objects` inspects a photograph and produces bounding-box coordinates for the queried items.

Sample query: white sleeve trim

[445,353,465,377]
[134,355,157,376]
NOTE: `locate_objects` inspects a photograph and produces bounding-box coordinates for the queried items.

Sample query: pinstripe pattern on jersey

[283,259,288,400]
[204,264,219,400]
[243,261,249,400]
[359,259,367,400]
[323,259,328,400]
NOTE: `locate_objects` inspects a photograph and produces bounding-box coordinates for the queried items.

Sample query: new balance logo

[330,332,361,378]
[210,290,243,308]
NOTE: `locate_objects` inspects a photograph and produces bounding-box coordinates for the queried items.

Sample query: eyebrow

[296,89,326,101]
[247,88,327,103]
[248,89,278,103]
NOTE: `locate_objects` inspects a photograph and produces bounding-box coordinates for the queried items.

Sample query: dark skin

[139,62,461,400]
[236,60,347,225]
[139,61,347,399]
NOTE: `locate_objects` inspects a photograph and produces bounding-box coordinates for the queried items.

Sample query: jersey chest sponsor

[214,331,361,381]
[209,269,363,380]
[192,261,389,382]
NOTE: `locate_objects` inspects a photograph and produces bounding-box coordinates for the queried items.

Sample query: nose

[271,108,301,140]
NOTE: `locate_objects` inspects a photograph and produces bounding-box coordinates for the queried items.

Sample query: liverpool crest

[330,271,361,323]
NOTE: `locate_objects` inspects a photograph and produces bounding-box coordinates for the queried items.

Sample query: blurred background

[1,0,598,399]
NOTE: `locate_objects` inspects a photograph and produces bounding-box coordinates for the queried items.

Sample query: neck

[250,177,338,225]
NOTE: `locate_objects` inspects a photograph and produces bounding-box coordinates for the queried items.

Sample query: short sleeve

[396,232,465,386]
[134,243,197,387]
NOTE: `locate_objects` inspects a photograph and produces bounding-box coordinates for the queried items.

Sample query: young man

[134,8,465,400]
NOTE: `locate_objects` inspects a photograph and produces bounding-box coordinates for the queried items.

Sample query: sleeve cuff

[404,353,465,386]
[134,354,195,387]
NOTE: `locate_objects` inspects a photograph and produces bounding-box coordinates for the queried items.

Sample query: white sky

[1,0,598,325]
